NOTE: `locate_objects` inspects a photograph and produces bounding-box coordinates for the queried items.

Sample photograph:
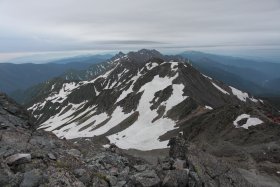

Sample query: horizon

[1,48,280,64]
[0,0,279,63]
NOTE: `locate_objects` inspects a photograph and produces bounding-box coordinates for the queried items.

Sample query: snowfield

[35,61,188,150]
[230,86,258,103]
[108,73,187,150]
[212,82,230,95]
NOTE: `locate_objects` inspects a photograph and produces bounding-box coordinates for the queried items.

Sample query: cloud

[0,0,279,60]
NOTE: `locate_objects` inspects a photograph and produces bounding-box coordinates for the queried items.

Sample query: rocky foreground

[1,90,280,186]
[0,92,202,186]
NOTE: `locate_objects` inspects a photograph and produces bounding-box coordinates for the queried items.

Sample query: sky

[0,0,280,62]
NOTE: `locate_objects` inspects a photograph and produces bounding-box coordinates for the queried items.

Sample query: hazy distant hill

[180,51,280,96]
[0,54,112,94]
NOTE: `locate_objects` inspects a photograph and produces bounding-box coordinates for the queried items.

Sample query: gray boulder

[133,170,160,187]
[92,176,109,187]
[20,169,44,187]
[173,159,186,170]
[134,164,147,172]
[162,170,189,187]
[67,149,82,157]
[6,153,31,165]
[47,153,56,160]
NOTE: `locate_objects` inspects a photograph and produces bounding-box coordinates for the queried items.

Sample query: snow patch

[94,86,100,96]
[212,82,230,95]
[48,106,132,139]
[38,103,86,131]
[116,71,142,103]
[230,86,258,103]
[202,74,212,80]
[146,62,158,70]
[44,82,79,104]
[51,84,56,91]
[233,114,263,129]
[205,106,213,110]
[170,62,179,70]
[103,144,110,148]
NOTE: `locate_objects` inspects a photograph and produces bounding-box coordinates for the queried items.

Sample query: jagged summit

[125,49,164,63]
[111,51,125,60]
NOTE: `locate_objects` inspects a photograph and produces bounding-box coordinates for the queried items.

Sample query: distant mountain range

[2,50,280,108]
[180,51,280,97]
[0,54,113,94]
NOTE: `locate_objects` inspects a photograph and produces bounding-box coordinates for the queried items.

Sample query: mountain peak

[125,49,164,64]
[116,51,125,57]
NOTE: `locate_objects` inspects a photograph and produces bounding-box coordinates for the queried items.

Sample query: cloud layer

[0,0,280,60]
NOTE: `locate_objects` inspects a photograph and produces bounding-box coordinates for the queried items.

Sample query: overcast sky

[0,0,280,62]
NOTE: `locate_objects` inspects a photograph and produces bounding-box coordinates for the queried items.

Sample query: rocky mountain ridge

[27,49,265,151]
[2,49,280,186]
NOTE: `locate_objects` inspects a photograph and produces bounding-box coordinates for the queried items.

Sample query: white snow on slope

[205,106,213,110]
[51,84,56,91]
[29,64,120,111]
[146,62,158,70]
[230,86,258,103]
[38,102,87,132]
[35,61,188,150]
[164,84,186,113]
[94,86,100,96]
[28,101,47,111]
[212,82,230,95]
[99,63,119,78]
[47,82,79,103]
[39,104,132,140]
[28,82,80,111]
[108,73,187,150]
[53,107,132,139]
[233,114,263,129]
[202,74,212,80]
[171,62,179,70]
[116,71,142,103]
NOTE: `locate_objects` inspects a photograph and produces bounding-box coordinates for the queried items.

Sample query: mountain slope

[1,91,204,187]
[27,50,263,151]
[13,53,125,105]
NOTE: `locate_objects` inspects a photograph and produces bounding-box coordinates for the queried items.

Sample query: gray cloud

[0,0,279,61]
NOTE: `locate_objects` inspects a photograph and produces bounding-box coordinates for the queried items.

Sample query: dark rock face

[162,170,189,187]
[20,169,45,187]
[165,132,280,187]
[168,135,187,160]
[176,104,280,187]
